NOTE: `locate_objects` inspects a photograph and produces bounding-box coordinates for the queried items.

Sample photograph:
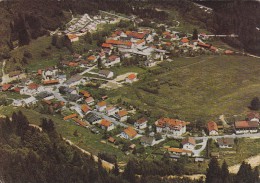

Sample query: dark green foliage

[205,158,222,183]
[192,29,198,40]
[250,97,260,110]
[235,161,259,183]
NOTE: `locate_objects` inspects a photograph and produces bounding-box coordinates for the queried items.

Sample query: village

[0,11,259,164]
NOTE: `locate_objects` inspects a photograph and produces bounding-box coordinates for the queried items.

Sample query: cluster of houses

[64,13,119,42]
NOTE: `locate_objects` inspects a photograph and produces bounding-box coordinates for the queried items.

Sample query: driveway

[192,138,208,157]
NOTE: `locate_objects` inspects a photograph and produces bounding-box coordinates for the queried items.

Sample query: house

[217,138,235,148]
[246,112,260,122]
[140,136,155,147]
[105,39,133,49]
[63,113,78,120]
[234,121,259,134]
[2,84,12,91]
[180,37,189,46]
[12,99,23,107]
[67,34,79,42]
[84,112,101,125]
[100,119,115,131]
[98,70,114,79]
[73,118,88,127]
[155,118,188,136]
[167,147,192,157]
[108,137,116,143]
[134,117,148,129]
[182,137,196,150]
[102,43,113,49]
[65,75,85,87]
[96,101,107,112]
[79,90,91,98]
[106,106,119,116]
[87,55,98,62]
[22,96,38,107]
[85,97,95,106]
[42,80,59,85]
[116,110,128,122]
[81,104,91,114]
[41,67,58,80]
[121,127,138,140]
[207,121,218,136]
[125,74,137,83]
[105,55,120,67]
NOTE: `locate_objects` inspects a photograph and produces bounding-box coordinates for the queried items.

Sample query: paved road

[80,65,97,76]
[192,138,208,157]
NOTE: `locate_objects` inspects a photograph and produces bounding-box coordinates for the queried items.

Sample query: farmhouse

[121,127,138,140]
[134,117,148,129]
[116,110,128,122]
[96,101,107,112]
[182,137,196,150]
[167,147,192,157]
[155,118,188,136]
[234,121,259,134]
[207,121,218,136]
[100,119,115,131]
[217,138,235,148]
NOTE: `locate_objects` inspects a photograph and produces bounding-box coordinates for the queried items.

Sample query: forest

[0,0,259,56]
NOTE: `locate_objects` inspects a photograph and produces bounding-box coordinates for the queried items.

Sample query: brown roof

[81,104,91,113]
[108,137,116,143]
[217,138,234,146]
[247,112,260,120]
[79,90,91,98]
[106,39,132,47]
[207,121,218,132]
[235,121,259,129]
[43,80,59,85]
[73,118,88,127]
[28,83,39,90]
[136,117,148,124]
[181,37,189,43]
[167,147,192,154]
[100,119,112,127]
[67,34,78,40]
[63,113,77,120]
[124,127,137,138]
[102,43,113,48]
[155,118,188,130]
[85,97,94,103]
[97,101,106,107]
[2,84,12,91]
[118,110,128,117]
[182,137,196,146]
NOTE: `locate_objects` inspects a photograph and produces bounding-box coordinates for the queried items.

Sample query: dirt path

[229,154,260,174]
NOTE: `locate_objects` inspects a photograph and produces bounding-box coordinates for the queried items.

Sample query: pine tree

[112,162,120,176]
[250,97,260,110]
[192,28,198,40]
[221,160,231,183]
[205,158,222,183]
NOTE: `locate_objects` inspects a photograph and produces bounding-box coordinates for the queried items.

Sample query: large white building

[155,118,188,136]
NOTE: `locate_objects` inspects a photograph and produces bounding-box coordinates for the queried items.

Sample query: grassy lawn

[0,92,30,100]
[107,55,260,122]
[110,65,147,77]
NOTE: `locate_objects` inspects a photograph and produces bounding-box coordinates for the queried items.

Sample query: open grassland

[6,36,71,73]
[107,55,260,122]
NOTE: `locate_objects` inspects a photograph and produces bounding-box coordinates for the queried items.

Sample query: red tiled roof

[38,69,42,75]
[182,137,196,146]
[88,55,96,61]
[28,83,39,90]
[207,121,218,132]
[81,104,91,113]
[125,31,146,39]
[102,43,113,48]
[118,110,128,117]
[85,97,94,103]
[43,80,59,85]
[167,147,192,154]
[181,37,189,43]
[63,113,77,120]
[2,84,12,91]
[79,90,90,98]
[124,127,137,138]
[155,118,188,130]
[106,39,132,47]
[100,119,112,127]
[97,101,106,107]
[127,74,136,80]
[197,42,211,48]
[235,121,259,129]
[73,118,88,127]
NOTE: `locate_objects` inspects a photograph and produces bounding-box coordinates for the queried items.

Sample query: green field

[107,55,260,122]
